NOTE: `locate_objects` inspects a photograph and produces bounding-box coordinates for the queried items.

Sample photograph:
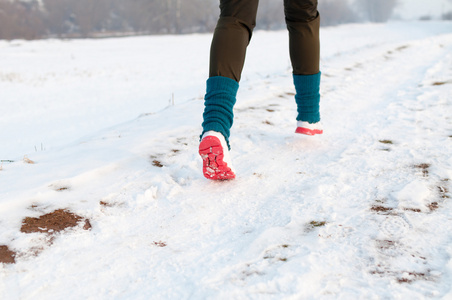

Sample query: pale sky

[394,0,452,19]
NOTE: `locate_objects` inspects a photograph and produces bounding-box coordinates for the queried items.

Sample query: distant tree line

[0,0,423,40]
[0,0,219,39]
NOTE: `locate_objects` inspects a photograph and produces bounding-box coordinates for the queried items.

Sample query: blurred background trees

[354,0,398,22]
[0,0,45,39]
[0,0,448,40]
[0,0,219,39]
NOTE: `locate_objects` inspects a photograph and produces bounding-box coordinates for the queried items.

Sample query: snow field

[1,21,452,299]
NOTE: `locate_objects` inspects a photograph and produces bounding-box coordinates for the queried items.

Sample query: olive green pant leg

[209,0,259,82]
[209,0,319,79]
[284,0,320,75]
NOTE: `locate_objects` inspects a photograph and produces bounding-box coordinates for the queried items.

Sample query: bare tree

[0,0,44,40]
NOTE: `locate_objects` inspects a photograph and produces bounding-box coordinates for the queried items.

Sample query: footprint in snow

[379,215,411,238]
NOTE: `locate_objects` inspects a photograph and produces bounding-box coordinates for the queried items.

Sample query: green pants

[209,0,320,82]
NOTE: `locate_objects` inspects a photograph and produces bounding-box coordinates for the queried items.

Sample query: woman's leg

[202,0,260,147]
[199,0,259,180]
[284,0,320,75]
[284,0,322,130]
[209,0,259,82]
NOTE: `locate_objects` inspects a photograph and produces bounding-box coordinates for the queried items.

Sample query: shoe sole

[295,127,323,135]
[199,136,235,180]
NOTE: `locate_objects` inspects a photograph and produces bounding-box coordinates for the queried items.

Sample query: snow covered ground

[1,21,452,299]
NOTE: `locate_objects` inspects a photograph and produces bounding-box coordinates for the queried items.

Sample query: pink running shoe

[295,121,323,135]
[199,131,235,180]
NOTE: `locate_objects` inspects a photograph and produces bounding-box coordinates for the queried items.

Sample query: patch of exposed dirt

[371,268,430,284]
[432,80,452,86]
[376,239,397,249]
[395,45,409,52]
[427,202,439,211]
[55,186,70,191]
[150,155,164,168]
[20,209,91,234]
[414,163,430,177]
[379,139,394,145]
[100,200,115,207]
[308,221,327,229]
[403,208,422,213]
[153,241,167,247]
[152,160,164,167]
[371,205,394,213]
[397,272,428,284]
[304,220,327,233]
[0,245,16,264]
[438,186,450,199]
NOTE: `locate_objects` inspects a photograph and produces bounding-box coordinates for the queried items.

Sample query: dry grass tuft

[379,140,394,144]
[309,221,327,228]
[23,155,35,164]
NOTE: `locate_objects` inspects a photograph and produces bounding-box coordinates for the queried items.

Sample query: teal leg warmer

[201,76,239,150]
[293,72,321,123]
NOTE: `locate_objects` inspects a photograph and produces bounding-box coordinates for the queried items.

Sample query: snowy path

[1,22,452,299]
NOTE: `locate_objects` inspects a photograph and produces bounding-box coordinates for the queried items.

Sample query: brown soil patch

[432,81,452,86]
[403,208,422,213]
[376,239,396,249]
[100,200,115,207]
[379,140,394,144]
[397,272,427,283]
[371,205,393,213]
[153,241,167,247]
[428,202,439,211]
[438,186,450,199]
[55,187,70,191]
[395,45,409,51]
[414,163,430,177]
[152,160,163,168]
[20,209,91,234]
[371,268,429,284]
[309,221,327,227]
[0,245,16,264]
[305,220,327,233]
